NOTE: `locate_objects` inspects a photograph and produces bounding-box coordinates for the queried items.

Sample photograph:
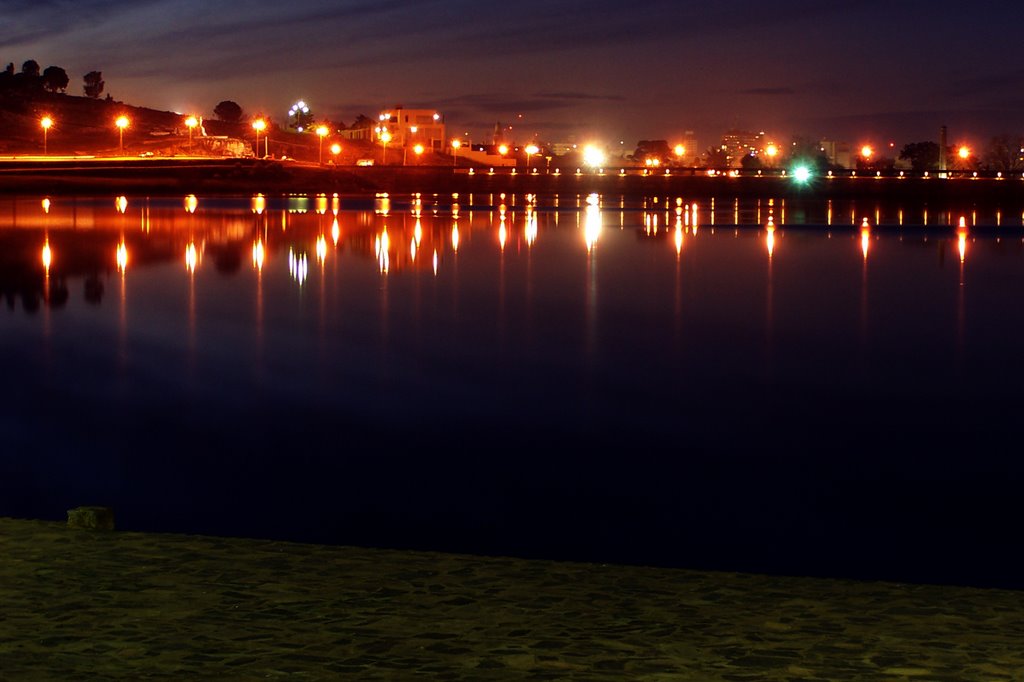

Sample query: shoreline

[3,157,1024,203]
[2,515,1022,679]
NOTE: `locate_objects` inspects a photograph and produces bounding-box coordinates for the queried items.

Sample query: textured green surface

[1,517,1022,680]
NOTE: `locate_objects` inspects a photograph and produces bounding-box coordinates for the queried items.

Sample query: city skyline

[6,2,1024,153]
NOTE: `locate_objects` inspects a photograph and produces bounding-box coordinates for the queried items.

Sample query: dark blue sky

[7,1,1023,152]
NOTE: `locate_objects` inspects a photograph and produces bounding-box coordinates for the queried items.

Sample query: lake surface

[3,191,1024,589]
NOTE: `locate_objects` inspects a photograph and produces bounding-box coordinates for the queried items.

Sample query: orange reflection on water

[376,228,390,273]
[252,239,265,271]
[185,242,198,272]
[526,209,538,246]
[41,240,52,271]
[766,217,776,258]
[861,218,870,260]
[957,217,967,263]
[116,241,128,272]
[584,194,601,252]
[316,234,327,264]
[451,224,460,252]
[331,218,340,246]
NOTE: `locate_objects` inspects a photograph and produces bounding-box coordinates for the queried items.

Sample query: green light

[792,165,811,183]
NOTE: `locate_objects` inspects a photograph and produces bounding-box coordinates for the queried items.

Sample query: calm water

[3,192,1024,588]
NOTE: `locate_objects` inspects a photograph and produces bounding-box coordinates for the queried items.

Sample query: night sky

[7,1,1024,152]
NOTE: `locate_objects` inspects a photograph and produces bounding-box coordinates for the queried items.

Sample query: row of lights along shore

[30,113,981,174]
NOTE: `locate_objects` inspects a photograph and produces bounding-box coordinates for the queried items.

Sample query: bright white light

[792,165,811,183]
[582,144,605,167]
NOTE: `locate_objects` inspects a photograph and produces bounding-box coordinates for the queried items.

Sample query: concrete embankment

[3,158,1024,204]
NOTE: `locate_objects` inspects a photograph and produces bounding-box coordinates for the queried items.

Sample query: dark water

[2,192,1024,589]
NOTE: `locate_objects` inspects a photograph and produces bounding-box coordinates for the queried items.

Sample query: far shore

[2,156,1023,204]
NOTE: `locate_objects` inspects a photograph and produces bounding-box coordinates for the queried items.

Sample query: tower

[939,125,947,172]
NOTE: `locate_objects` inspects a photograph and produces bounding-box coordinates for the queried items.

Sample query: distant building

[720,129,767,167]
[820,140,852,169]
[377,106,446,151]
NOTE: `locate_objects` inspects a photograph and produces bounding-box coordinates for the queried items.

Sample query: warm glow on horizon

[958,146,970,159]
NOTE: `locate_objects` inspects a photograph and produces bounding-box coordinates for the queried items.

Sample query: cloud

[739,87,795,96]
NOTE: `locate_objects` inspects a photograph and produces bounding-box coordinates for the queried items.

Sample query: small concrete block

[67,506,115,530]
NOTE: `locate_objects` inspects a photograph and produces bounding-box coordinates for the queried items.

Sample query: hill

[0,90,428,166]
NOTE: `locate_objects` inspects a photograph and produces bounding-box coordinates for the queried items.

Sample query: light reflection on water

[3,192,1024,587]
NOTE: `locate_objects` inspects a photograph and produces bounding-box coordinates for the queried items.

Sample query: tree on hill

[21,60,40,78]
[350,114,374,130]
[214,100,243,123]
[41,66,69,93]
[83,71,104,99]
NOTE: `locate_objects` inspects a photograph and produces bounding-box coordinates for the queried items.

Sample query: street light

[861,144,873,160]
[252,118,266,158]
[765,143,778,169]
[379,129,392,165]
[115,115,129,155]
[451,139,461,166]
[316,125,329,164]
[498,144,509,157]
[185,115,198,153]
[673,144,685,165]
[40,116,53,155]
[958,145,970,160]
[330,143,341,164]
[525,143,539,169]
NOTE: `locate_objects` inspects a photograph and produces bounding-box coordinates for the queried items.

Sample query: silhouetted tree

[898,142,940,171]
[21,60,40,78]
[703,146,729,168]
[41,66,69,93]
[214,100,243,123]
[984,134,1024,171]
[0,63,12,92]
[350,114,373,130]
[83,71,104,99]
[633,140,671,164]
[740,152,763,170]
